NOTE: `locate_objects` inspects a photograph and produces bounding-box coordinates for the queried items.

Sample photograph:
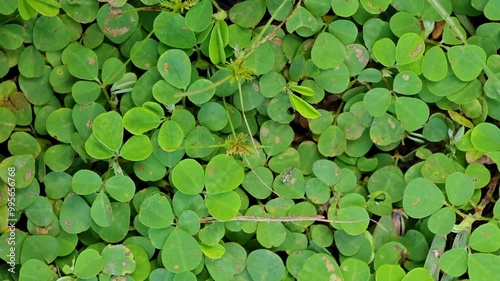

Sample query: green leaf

[311,32,346,69]
[369,113,405,146]
[61,0,99,23]
[428,207,455,236]
[60,192,91,234]
[297,253,342,281]
[484,0,500,20]
[172,159,205,195]
[120,135,153,161]
[448,45,486,81]
[0,154,36,189]
[360,0,391,14]
[96,3,138,44]
[340,258,370,281]
[185,0,212,32]
[336,206,370,235]
[363,88,391,117]
[439,248,468,277]
[393,71,422,95]
[0,107,16,143]
[318,125,347,157]
[122,107,162,135]
[209,20,228,65]
[154,12,196,48]
[422,46,448,81]
[19,259,58,281]
[90,192,113,227]
[205,154,244,194]
[401,268,433,281]
[396,32,425,65]
[257,221,287,248]
[26,0,61,17]
[312,159,342,186]
[468,253,500,281]
[403,178,445,218]
[101,57,125,85]
[376,264,406,281]
[72,169,102,195]
[104,175,135,202]
[373,38,396,67]
[368,165,406,202]
[206,191,241,221]
[469,223,500,252]
[18,0,38,20]
[161,228,203,273]
[18,45,44,78]
[25,196,54,226]
[395,97,429,131]
[157,49,191,90]
[33,15,70,52]
[101,244,136,275]
[74,249,104,279]
[445,172,474,205]
[289,93,320,119]
[0,24,26,50]
[139,193,174,228]
[421,153,456,183]
[229,0,266,28]
[470,122,500,152]
[198,102,228,131]
[67,47,99,80]
[92,111,123,151]
[157,120,184,152]
[247,249,286,281]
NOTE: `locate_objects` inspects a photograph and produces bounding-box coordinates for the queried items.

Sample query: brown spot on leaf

[65,219,71,228]
[261,127,269,137]
[349,45,368,64]
[207,167,215,176]
[252,82,260,92]
[412,198,420,206]
[273,38,283,46]
[104,27,129,37]
[402,74,410,81]
[36,225,52,235]
[25,170,33,182]
[274,136,281,144]
[86,120,93,129]
[122,262,127,267]
[322,256,335,272]
[163,63,169,72]
[88,56,95,65]
[388,118,396,129]
[409,43,423,59]
[139,165,144,172]
[108,8,122,18]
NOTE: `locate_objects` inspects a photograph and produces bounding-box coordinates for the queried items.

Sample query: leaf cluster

[0,0,499,281]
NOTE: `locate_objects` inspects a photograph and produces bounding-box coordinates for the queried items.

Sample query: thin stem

[243,157,282,198]
[222,97,238,140]
[238,79,258,153]
[200,215,369,224]
[210,0,223,11]
[333,100,344,125]
[475,173,499,215]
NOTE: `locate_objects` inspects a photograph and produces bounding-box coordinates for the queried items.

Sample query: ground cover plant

[0,0,499,280]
